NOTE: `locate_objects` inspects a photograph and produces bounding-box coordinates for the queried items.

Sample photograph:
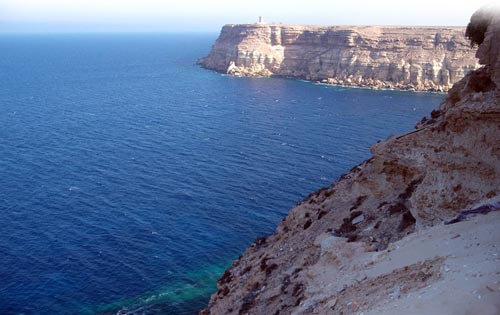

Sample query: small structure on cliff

[200,7,500,315]
[198,23,479,92]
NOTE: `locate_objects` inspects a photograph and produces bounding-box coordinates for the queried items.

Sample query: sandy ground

[363,210,500,315]
[293,206,500,315]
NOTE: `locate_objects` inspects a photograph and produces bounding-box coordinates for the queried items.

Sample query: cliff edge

[200,9,500,315]
[199,24,479,92]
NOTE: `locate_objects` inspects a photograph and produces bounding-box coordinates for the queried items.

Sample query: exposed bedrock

[199,9,500,315]
[199,24,479,92]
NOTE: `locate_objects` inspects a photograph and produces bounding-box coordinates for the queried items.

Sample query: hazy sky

[0,0,495,32]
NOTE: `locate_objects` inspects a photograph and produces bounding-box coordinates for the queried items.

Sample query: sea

[0,33,444,315]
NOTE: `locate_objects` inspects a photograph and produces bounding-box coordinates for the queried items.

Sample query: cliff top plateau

[199,22,479,92]
[200,7,500,315]
[223,23,467,30]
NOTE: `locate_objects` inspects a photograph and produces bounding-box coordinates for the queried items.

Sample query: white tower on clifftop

[258,16,264,24]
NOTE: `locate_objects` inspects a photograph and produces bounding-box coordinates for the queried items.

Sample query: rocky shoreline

[316,77,448,92]
[199,24,479,92]
[200,9,500,315]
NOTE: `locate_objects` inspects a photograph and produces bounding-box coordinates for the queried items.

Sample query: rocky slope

[200,10,500,315]
[199,24,479,92]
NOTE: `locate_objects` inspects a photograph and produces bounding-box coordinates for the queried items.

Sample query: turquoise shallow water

[0,33,443,314]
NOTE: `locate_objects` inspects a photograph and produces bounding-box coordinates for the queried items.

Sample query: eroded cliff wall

[199,24,479,92]
[200,11,500,315]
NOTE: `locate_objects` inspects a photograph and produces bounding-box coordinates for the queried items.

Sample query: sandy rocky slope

[199,11,500,315]
[198,24,479,92]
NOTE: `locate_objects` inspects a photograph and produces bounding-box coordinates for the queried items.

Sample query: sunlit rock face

[199,24,479,92]
[199,11,500,315]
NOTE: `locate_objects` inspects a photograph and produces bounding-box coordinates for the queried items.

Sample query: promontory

[200,8,500,315]
[199,24,479,92]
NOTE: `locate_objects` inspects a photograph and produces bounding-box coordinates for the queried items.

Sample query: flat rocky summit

[199,23,478,92]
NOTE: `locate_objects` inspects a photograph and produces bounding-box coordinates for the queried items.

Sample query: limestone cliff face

[199,24,479,92]
[200,12,500,315]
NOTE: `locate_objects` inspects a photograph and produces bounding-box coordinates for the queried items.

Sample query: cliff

[200,10,500,315]
[199,24,479,92]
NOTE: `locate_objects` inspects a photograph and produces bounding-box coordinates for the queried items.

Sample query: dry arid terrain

[199,24,478,92]
[200,9,500,315]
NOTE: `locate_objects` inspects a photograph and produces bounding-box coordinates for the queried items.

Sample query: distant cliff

[199,24,479,92]
[200,10,500,315]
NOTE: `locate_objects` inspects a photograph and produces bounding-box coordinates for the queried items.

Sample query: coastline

[199,10,500,315]
[311,80,448,94]
[205,68,449,94]
[198,23,478,93]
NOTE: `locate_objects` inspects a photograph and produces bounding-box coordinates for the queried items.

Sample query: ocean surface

[0,33,444,315]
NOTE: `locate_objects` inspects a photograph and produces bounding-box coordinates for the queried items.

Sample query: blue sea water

[0,33,444,315]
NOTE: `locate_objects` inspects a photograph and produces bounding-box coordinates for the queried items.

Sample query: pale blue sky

[0,0,494,32]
